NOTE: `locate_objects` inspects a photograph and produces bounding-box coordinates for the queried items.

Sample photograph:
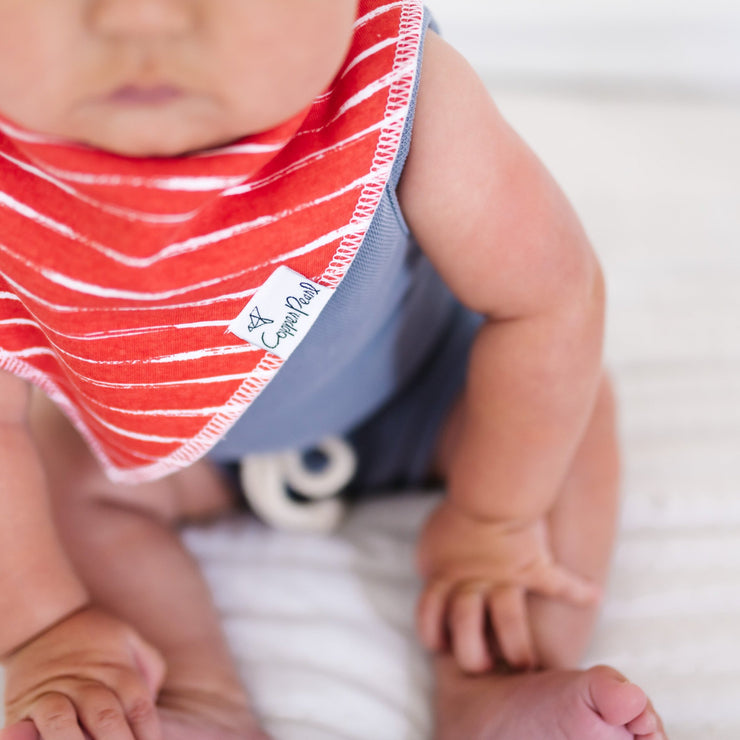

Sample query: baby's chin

[76,126,244,159]
[57,108,261,159]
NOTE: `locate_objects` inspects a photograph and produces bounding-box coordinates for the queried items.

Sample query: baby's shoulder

[399,32,598,316]
[401,30,518,231]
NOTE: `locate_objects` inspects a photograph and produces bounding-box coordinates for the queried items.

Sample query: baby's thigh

[29,389,235,524]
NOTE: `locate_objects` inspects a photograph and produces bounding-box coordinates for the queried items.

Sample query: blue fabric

[208,10,482,486]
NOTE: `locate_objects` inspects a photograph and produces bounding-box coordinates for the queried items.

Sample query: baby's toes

[585,665,648,726]
[627,699,667,738]
[626,702,660,735]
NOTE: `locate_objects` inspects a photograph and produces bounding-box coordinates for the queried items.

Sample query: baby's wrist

[0,581,90,660]
[443,495,543,530]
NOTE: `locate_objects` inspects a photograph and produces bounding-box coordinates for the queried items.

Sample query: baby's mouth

[106,84,184,104]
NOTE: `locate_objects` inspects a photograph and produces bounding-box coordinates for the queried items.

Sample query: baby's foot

[435,660,666,740]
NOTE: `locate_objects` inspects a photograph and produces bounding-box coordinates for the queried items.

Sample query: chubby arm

[0,370,90,657]
[0,373,165,740]
[399,34,605,670]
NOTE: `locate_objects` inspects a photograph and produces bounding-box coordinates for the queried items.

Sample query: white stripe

[0,270,258,313]
[4,347,54,359]
[39,165,248,192]
[49,215,359,299]
[0,119,66,144]
[0,192,184,266]
[37,211,356,307]
[1,167,372,268]
[58,341,257,367]
[0,318,37,327]
[40,266,236,301]
[19,319,258,365]
[0,191,81,239]
[0,151,195,224]
[110,354,283,483]
[0,346,237,419]
[77,369,251,390]
[354,2,403,32]
[194,141,286,157]
[154,172,371,261]
[342,37,399,77]
[1,311,260,382]
[242,221,369,273]
[2,344,253,391]
[0,120,249,192]
[83,405,190,444]
[0,198,372,313]
[62,319,231,341]
[0,174,367,300]
[293,76,402,143]
[333,66,414,122]
[0,241,240,301]
[224,112,403,197]
[88,401,226,418]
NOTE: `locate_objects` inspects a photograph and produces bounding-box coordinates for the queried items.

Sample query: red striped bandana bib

[0,0,425,483]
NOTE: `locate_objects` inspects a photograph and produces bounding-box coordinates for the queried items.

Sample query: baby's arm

[0,372,89,655]
[399,34,604,672]
[0,371,164,740]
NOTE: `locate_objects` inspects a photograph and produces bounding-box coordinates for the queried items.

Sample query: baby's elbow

[552,224,606,321]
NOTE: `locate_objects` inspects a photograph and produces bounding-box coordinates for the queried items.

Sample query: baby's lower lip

[106,85,184,104]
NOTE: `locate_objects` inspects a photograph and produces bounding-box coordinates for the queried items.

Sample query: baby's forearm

[446,271,605,524]
[0,421,89,657]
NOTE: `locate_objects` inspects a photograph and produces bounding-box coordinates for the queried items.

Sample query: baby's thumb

[128,631,167,697]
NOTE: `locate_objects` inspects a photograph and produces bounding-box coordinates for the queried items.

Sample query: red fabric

[0,0,424,482]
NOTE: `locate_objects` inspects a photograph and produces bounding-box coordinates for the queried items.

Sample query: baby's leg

[26,391,267,740]
[432,376,666,739]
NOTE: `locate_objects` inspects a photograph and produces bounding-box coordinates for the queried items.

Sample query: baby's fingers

[488,586,536,671]
[530,564,601,606]
[115,673,162,740]
[75,685,142,740]
[417,579,452,652]
[30,693,87,740]
[449,587,493,674]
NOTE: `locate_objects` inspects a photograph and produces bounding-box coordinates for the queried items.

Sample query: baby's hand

[2,606,165,740]
[416,499,600,673]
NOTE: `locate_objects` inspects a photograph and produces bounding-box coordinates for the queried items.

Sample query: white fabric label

[228,266,334,360]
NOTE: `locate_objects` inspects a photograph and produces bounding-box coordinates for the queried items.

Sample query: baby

[0,1,666,739]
